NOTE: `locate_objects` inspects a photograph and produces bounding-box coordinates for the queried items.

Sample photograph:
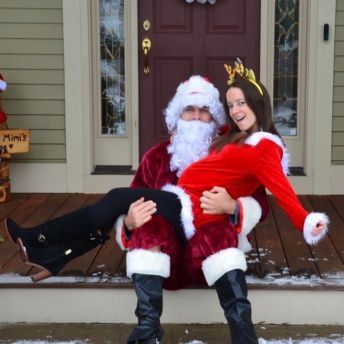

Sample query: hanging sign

[0,129,30,154]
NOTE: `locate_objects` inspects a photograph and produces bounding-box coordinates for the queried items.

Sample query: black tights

[88,187,184,239]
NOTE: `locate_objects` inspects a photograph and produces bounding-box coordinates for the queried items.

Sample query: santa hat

[164,75,226,133]
[0,73,7,92]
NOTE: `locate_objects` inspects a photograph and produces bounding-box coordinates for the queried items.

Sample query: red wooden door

[138,0,261,156]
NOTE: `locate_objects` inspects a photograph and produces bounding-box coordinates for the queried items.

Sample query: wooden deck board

[253,203,288,278]
[305,196,344,277]
[0,193,343,289]
[270,196,318,277]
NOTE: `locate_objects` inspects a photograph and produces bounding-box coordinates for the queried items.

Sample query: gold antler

[224,58,263,96]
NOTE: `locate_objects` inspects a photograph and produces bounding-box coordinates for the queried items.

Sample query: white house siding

[333,0,344,164]
[0,0,65,162]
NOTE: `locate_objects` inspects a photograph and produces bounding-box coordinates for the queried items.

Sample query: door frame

[260,0,335,193]
[62,0,335,194]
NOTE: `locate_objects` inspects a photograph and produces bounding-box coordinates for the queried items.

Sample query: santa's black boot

[127,273,164,344]
[215,269,258,344]
[202,248,257,344]
[18,232,108,282]
[5,207,99,247]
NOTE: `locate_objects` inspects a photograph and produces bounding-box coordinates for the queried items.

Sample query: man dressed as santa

[115,76,269,344]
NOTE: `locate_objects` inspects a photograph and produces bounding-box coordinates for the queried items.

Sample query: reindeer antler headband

[224,58,263,96]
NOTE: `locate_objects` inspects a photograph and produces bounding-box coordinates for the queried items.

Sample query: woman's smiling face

[226,87,259,132]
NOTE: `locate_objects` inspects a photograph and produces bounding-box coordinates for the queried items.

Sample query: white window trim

[260,0,335,194]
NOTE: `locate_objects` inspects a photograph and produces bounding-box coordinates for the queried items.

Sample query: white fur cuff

[237,196,262,252]
[114,214,127,251]
[303,212,329,245]
[202,248,247,286]
[237,235,253,253]
[126,249,170,278]
[238,196,262,236]
[161,183,196,239]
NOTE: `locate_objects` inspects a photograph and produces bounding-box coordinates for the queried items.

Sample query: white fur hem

[202,248,247,286]
[126,249,170,278]
[114,214,127,251]
[237,197,262,252]
[303,212,329,245]
[162,184,196,239]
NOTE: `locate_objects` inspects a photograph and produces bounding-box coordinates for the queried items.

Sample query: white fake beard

[167,119,217,177]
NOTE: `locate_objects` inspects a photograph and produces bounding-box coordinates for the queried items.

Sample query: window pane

[273,0,299,136]
[99,0,125,136]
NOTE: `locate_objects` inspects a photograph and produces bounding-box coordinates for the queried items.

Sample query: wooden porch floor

[0,193,343,290]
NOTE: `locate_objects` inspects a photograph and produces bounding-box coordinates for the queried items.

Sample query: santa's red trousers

[128,215,238,290]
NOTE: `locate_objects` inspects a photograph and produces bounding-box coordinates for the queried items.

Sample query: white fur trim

[202,248,247,286]
[238,197,262,236]
[114,214,127,251]
[126,249,170,278]
[237,235,252,253]
[161,184,196,240]
[245,131,290,175]
[0,79,7,91]
[303,212,329,245]
[237,197,262,252]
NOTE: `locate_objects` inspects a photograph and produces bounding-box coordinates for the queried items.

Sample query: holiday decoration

[0,73,30,206]
[0,73,9,207]
[185,0,216,4]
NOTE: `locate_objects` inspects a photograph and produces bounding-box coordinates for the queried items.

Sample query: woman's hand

[200,186,237,215]
[124,197,157,230]
[311,221,326,237]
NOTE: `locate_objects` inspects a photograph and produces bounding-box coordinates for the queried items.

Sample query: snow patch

[258,337,344,344]
[181,338,344,344]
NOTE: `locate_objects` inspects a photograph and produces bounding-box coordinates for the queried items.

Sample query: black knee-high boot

[127,274,164,344]
[5,207,99,247]
[17,233,108,282]
[5,213,109,282]
[215,269,258,344]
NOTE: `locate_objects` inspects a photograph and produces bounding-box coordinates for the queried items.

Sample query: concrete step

[1,274,344,325]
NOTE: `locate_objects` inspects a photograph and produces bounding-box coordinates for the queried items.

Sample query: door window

[99,0,126,136]
[273,0,299,137]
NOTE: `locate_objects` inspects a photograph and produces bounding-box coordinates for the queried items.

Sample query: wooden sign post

[0,128,30,203]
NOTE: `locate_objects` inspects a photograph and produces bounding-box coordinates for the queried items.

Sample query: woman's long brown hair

[211,78,281,152]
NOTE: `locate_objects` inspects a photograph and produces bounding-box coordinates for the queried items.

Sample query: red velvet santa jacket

[162,132,329,246]
[115,139,269,251]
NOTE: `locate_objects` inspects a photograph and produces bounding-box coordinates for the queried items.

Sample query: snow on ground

[258,337,344,344]
[183,339,344,344]
[3,338,344,344]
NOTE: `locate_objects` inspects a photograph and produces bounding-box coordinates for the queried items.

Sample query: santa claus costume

[116,76,269,344]
[115,76,269,290]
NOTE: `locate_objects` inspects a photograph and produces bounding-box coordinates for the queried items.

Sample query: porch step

[1,274,343,325]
